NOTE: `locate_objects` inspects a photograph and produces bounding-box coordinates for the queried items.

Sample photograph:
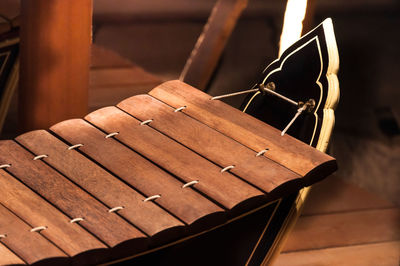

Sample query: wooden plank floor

[89,45,163,111]
[275,175,400,266]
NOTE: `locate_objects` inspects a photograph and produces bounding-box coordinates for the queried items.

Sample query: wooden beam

[301,0,317,35]
[19,0,92,131]
[180,0,248,91]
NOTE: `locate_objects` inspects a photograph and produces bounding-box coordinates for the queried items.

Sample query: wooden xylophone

[0,80,337,265]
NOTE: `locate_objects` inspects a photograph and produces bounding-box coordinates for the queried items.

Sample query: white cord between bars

[221,165,235,173]
[143,195,161,202]
[0,234,6,239]
[256,149,269,157]
[105,132,119,138]
[0,164,11,169]
[140,119,153,126]
[281,105,307,136]
[33,155,48,161]
[70,217,84,223]
[68,144,83,150]
[174,106,187,112]
[211,88,258,100]
[30,226,47,233]
[210,83,299,107]
[182,180,199,188]
[108,206,124,213]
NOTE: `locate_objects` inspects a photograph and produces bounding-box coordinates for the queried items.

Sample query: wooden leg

[19,0,92,131]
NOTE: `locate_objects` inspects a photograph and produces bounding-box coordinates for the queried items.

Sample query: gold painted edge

[245,200,282,266]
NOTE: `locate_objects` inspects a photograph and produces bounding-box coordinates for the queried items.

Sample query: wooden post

[301,0,317,35]
[19,0,92,131]
[180,0,248,91]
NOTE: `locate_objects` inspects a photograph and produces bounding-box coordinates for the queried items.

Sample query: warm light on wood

[19,0,92,132]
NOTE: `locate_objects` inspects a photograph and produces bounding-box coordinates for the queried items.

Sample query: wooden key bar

[148,80,337,182]
[0,141,147,251]
[16,130,184,242]
[0,170,107,263]
[0,203,67,265]
[85,106,265,213]
[118,95,303,193]
[0,243,26,266]
[50,119,225,230]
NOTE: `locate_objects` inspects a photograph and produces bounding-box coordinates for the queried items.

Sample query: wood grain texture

[0,203,67,265]
[117,94,303,194]
[50,119,225,230]
[276,241,400,266]
[180,0,248,90]
[85,106,265,214]
[0,140,146,250]
[282,208,400,252]
[148,80,337,182]
[0,170,106,260]
[0,243,25,265]
[19,0,92,131]
[16,130,184,241]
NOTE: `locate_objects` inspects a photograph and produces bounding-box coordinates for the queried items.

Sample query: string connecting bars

[143,195,161,202]
[0,164,11,169]
[256,149,269,157]
[211,82,298,107]
[182,180,199,188]
[70,217,84,223]
[221,165,235,173]
[33,154,48,161]
[174,106,187,112]
[68,144,84,150]
[105,132,119,138]
[108,206,124,213]
[140,119,153,126]
[30,226,47,233]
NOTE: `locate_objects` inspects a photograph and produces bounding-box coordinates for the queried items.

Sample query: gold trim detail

[244,18,340,265]
[245,199,282,265]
